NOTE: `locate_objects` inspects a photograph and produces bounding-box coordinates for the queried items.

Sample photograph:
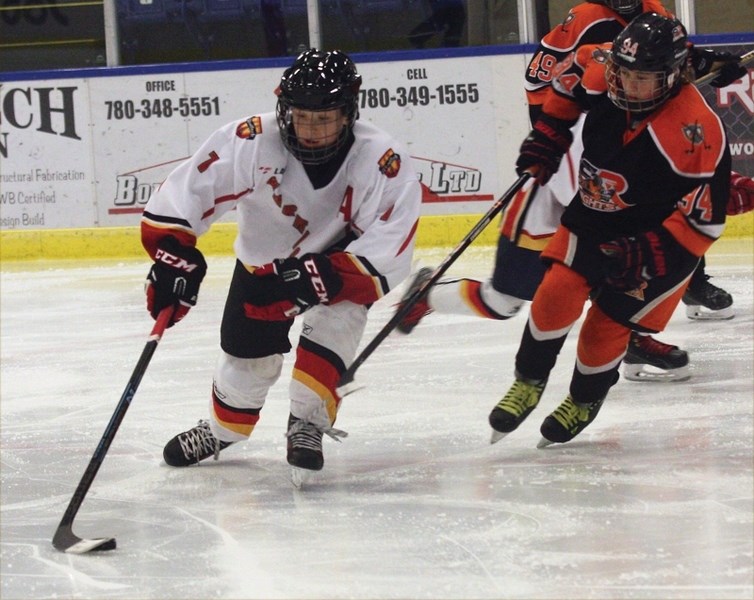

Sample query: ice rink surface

[1,239,752,599]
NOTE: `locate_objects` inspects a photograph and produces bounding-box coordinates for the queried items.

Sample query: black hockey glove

[599,229,682,291]
[516,114,574,185]
[243,253,343,321]
[689,46,748,88]
[146,236,207,327]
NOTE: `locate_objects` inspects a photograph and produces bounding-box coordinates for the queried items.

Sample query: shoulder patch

[577,43,610,94]
[560,10,576,30]
[236,116,263,140]
[591,46,609,64]
[378,149,401,178]
[682,123,705,146]
[648,86,725,178]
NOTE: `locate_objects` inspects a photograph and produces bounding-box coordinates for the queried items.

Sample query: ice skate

[489,376,546,443]
[682,275,734,320]
[538,395,604,448]
[163,420,234,467]
[623,332,690,382]
[395,267,433,333]
[286,414,347,488]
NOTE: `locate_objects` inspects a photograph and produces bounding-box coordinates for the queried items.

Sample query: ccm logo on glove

[243,253,343,321]
[154,247,204,273]
[146,236,207,326]
[303,257,332,304]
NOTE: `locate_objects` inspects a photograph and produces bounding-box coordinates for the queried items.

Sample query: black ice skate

[623,332,690,382]
[163,420,234,467]
[286,414,347,488]
[396,267,434,333]
[682,274,734,320]
[538,394,604,448]
[489,376,546,444]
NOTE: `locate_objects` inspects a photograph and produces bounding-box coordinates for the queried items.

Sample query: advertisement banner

[0,80,94,229]
[2,54,529,233]
[2,47,750,236]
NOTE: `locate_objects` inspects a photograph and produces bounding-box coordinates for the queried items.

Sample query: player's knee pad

[213,352,284,410]
[300,302,368,365]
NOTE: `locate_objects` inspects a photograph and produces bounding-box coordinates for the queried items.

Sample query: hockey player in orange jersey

[395,0,747,381]
[489,13,731,446]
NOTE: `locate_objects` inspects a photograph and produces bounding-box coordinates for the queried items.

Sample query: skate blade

[490,429,509,444]
[623,364,690,383]
[290,467,310,489]
[685,304,734,321]
[536,437,555,449]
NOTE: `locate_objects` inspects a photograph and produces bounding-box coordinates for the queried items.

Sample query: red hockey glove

[145,236,207,327]
[727,171,754,216]
[599,229,679,291]
[243,254,343,321]
[516,114,574,185]
[689,46,748,88]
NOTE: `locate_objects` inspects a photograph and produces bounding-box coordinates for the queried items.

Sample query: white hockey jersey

[142,112,422,305]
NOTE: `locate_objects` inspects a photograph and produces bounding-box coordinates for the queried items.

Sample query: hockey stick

[694,49,754,86]
[52,306,174,554]
[337,172,531,397]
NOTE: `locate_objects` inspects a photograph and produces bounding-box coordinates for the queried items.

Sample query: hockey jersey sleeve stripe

[142,210,193,230]
[140,220,197,259]
[396,217,419,257]
[201,188,253,220]
[328,251,389,305]
[662,211,722,257]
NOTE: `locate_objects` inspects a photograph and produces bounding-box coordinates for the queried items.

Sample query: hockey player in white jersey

[141,49,422,482]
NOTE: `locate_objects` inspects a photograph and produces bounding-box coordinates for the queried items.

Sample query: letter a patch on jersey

[378,149,401,178]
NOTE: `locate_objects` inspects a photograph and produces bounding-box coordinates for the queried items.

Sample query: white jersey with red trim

[142,111,422,297]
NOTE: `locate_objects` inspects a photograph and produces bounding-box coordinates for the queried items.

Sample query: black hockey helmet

[607,12,689,113]
[594,0,641,15]
[276,48,362,165]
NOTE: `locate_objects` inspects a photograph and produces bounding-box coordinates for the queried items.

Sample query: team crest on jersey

[624,283,647,300]
[560,11,575,30]
[578,159,633,212]
[682,122,705,146]
[236,116,263,140]
[378,149,401,178]
[592,47,609,64]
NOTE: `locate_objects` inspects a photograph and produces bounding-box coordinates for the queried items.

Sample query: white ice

[1,239,752,599]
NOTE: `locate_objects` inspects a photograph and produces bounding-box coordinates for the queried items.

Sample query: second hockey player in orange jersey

[489,12,731,447]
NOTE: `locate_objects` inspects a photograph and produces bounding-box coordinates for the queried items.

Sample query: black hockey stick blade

[337,173,531,397]
[52,528,117,554]
[52,307,173,554]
